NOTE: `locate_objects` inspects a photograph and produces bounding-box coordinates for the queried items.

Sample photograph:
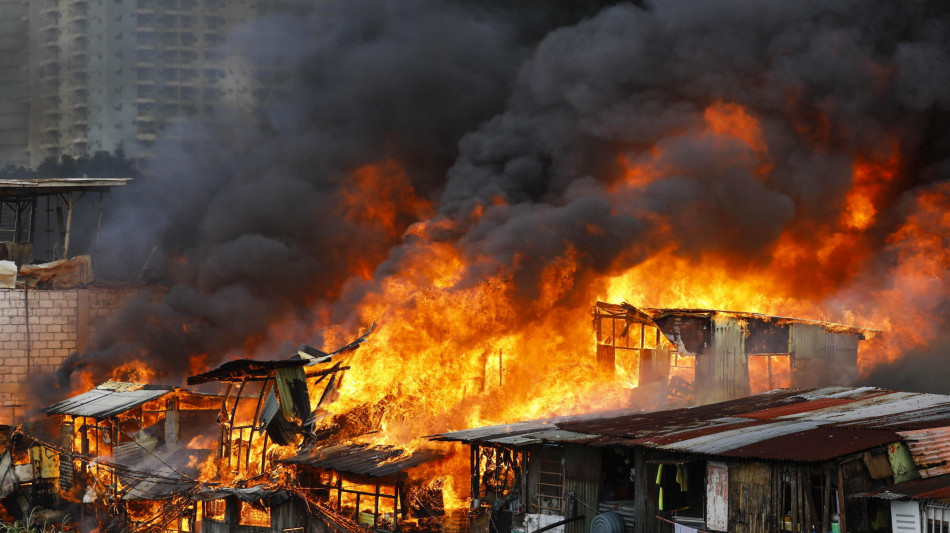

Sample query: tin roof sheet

[899,427,950,478]
[279,443,434,478]
[42,381,172,419]
[435,387,950,464]
[719,428,899,462]
[857,474,950,502]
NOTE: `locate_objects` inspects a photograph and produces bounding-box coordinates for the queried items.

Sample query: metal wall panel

[700,315,749,403]
[891,500,922,532]
[564,445,601,533]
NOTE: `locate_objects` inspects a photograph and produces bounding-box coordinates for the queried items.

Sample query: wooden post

[225,496,238,531]
[779,469,786,532]
[394,480,401,532]
[632,449,648,533]
[471,444,480,503]
[821,467,831,533]
[374,483,380,528]
[791,467,799,533]
[802,467,815,531]
[837,466,847,533]
[337,476,343,510]
[62,191,73,258]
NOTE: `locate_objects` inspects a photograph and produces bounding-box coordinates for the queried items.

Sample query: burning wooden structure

[183,325,451,533]
[0,303,885,533]
[5,322,462,533]
[436,386,950,533]
[594,303,870,404]
[0,380,220,531]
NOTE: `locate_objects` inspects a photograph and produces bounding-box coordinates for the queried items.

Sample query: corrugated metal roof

[435,387,950,465]
[857,474,950,502]
[719,428,899,462]
[899,427,950,478]
[279,443,434,478]
[737,398,862,419]
[42,381,172,419]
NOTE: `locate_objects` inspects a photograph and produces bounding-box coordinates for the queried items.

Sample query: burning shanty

[593,302,870,404]
[0,300,900,533]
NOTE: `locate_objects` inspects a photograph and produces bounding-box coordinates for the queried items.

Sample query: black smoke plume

[41,0,950,401]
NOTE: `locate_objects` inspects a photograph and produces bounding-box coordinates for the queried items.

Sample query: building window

[203,500,225,522]
[747,354,790,394]
[927,504,950,533]
[239,501,270,527]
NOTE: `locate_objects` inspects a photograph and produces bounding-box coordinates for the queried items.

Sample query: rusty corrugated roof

[435,387,950,465]
[899,427,950,478]
[857,473,950,502]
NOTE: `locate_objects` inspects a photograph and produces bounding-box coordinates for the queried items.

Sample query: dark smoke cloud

[426,0,950,307]
[43,0,950,398]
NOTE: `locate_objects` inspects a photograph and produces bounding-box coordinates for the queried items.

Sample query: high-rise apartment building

[0,0,31,167]
[0,0,280,168]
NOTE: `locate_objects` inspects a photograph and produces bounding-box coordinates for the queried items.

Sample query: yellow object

[29,447,59,479]
[676,465,687,491]
[658,487,664,511]
[358,512,375,527]
[656,464,663,484]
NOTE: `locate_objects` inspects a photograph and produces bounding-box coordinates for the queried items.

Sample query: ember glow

[35,0,950,526]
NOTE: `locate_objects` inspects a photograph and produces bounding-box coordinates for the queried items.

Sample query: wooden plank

[837,466,847,533]
[706,461,728,531]
[821,467,831,533]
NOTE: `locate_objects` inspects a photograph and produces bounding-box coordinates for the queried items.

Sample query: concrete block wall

[0,286,165,424]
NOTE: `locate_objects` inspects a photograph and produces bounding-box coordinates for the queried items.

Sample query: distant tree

[32,148,139,179]
[0,164,35,179]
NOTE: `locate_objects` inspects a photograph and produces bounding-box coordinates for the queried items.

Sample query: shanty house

[187,326,452,533]
[594,303,869,404]
[436,386,950,533]
[5,380,222,532]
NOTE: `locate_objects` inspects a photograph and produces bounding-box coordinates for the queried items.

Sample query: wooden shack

[593,303,869,404]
